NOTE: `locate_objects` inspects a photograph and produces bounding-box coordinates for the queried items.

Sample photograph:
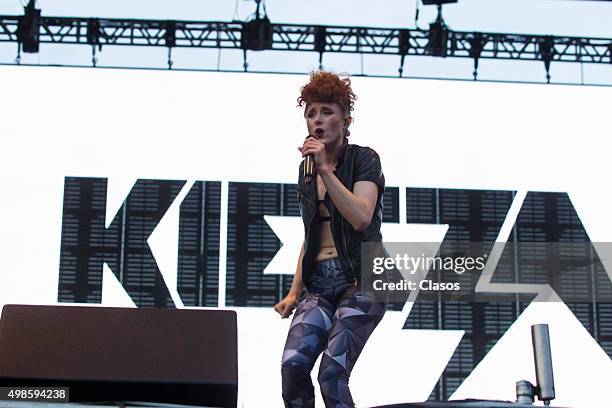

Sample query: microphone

[304,135,316,182]
[304,154,315,177]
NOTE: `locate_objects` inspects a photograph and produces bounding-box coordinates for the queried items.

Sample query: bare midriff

[315,174,339,262]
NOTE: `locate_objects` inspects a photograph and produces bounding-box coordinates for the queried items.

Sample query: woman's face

[304,101,346,146]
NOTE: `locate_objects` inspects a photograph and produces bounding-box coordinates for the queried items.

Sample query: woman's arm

[287,241,305,298]
[273,241,305,318]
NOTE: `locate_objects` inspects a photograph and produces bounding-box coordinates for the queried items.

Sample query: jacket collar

[336,138,349,168]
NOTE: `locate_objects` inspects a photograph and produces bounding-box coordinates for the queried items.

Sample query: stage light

[314,26,326,54]
[314,26,327,69]
[17,0,41,53]
[469,33,484,80]
[422,0,457,57]
[425,10,449,57]
[241,0,273,51]
[86,18,100,47]
[397,29,410,77]
[241,17,273,50]
[399,29,410,56]
[538,36,555,83]
[165,20,177,48]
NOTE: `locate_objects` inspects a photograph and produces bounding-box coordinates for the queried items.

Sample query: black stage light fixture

[314,26,326,54]
[241,16,273,50]
[422,0,457,57]
[425,10,449,57]
[165,20,177,48]
[86,18,100,47]
[314,25,327,69]
[17,0,41,53]
[538,36,555,83]
[399,29,410,56]
[241,0,273,51]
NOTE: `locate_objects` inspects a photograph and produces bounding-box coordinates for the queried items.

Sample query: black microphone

[304,135,316,182]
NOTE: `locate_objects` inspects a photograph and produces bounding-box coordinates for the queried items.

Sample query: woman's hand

[274,292,299,319]
[298,136,334,174]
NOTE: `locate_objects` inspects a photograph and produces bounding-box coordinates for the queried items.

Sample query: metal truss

[0,14,610,77]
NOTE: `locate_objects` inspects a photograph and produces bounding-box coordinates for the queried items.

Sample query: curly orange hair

[296,70,357,138]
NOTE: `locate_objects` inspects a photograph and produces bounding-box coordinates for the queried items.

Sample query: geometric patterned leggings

[281,258,386,408]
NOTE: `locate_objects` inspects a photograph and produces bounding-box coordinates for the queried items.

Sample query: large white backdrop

[1,65,611,407]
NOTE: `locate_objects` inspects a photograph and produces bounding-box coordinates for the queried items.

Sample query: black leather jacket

[296,141,385,286]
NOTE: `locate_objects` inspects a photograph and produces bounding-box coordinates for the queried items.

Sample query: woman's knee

[281,353,312,380]
[317,353,348,388]
[281,356,315,405]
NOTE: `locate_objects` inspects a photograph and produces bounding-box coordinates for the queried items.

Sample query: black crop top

[316,199,331,222]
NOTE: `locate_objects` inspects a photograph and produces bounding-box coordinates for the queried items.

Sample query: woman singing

[273,71,387,408]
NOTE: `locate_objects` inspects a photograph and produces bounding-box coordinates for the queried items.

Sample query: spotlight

[17,0,41,53]
[86,18,100,47]
[241,0,273,51]
[425,10,449,57]
[165,20,177,48]
[314,26,326,54]
[422,0,457,57]
[241,16,273,50]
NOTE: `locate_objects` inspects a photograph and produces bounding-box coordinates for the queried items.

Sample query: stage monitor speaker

[0,304,237,407]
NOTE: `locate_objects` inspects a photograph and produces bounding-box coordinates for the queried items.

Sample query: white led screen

[1,66,611,407]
